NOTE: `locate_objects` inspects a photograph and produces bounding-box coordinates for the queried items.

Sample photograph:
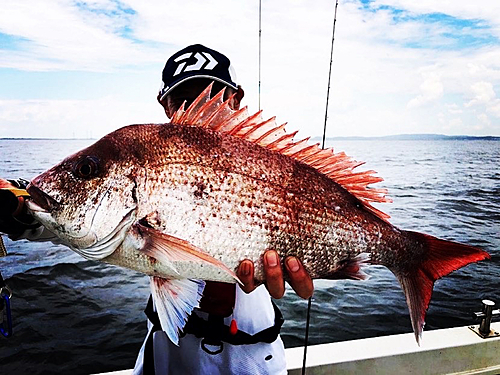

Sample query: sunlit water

[0,138,498,374]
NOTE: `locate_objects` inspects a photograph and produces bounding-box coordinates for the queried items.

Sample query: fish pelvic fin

[172,83,392,222]
[150,276,205,345]
[395,231,490,345]
[136,222,241,284]
[326,253,370,280]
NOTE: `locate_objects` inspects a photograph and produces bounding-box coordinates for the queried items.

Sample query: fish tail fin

[394,231,490,344]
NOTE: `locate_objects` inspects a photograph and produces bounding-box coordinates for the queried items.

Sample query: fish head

[26,129,141,259]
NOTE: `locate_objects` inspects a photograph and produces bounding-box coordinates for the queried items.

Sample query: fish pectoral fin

[151,276,205,345]
[136,222,241,284]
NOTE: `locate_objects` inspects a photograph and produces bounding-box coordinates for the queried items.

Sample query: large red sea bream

[25,84,490,344]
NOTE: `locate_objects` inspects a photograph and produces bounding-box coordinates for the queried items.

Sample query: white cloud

[446,103,463,114]
[0,0,165,71]
[477,113,491,127]
[466,81,496,106]
[0,98,165,139]
[0,0,499,137]
[464,81,500,121]
[407,72,444,109]
[372,0,500,37]
[441,117,464,131]
[489,101,500,117]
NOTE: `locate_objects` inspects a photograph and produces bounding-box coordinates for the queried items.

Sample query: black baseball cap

[159,44,238,101]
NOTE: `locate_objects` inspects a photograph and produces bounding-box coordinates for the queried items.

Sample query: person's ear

[159,95,174,119]
[164,106,173,119]
[232,86,245,110]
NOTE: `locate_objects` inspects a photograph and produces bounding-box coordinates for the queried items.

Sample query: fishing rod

[302,1,339,373]
[322,0,339,150]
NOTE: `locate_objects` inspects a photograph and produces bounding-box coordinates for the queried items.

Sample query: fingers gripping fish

[26,84,490,345]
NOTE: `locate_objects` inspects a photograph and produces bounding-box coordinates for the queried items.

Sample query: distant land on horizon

[312,134,500,141]
[1,134,499,141]
[0,137,95,141]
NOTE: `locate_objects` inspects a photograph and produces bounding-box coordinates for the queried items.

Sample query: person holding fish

[1,43,488,375]
[0,44,314,375]
[132,44,314,375]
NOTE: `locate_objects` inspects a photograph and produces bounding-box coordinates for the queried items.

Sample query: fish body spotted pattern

[87,123,417,282]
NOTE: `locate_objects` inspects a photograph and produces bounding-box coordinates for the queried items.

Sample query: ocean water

[0,138,498,374]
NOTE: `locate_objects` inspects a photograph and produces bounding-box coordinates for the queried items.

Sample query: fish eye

[73,156,100,179]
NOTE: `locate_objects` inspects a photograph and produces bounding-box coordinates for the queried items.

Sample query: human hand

[237,250,314,299]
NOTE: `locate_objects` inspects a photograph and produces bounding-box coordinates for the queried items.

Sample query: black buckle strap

[144,295,284,347]
[181,301,284,347]
[143,297,162,375]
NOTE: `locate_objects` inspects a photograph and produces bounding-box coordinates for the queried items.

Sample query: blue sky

[0,0,499,138]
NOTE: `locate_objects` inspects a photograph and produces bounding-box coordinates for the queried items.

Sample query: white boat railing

[95,322,500,375]
[286,322,500,375]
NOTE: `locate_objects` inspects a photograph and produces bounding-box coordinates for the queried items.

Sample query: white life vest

[133,285,287,375]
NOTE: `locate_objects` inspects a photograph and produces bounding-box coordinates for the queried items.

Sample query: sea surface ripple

[0,138,498,374]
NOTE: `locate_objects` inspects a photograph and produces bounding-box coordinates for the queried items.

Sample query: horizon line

[2,133,499,141]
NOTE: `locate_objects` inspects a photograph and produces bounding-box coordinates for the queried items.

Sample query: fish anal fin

[151,276,205,345]
[395,231,490,344]
[136,222,241,284]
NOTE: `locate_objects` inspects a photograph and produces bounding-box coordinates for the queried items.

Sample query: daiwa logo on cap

[173,52,218,76]
[159,44,238,100]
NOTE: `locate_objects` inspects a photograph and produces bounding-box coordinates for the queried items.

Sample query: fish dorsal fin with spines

[171,83,392,220]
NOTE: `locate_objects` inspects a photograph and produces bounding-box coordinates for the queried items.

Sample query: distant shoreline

[1,134,499,141]
[0,138,96,141]
[313,134,500,141]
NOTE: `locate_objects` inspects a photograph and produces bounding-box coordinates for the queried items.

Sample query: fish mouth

[26,184,60,212]
[72,208,137,260]
[26,199,49,214]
